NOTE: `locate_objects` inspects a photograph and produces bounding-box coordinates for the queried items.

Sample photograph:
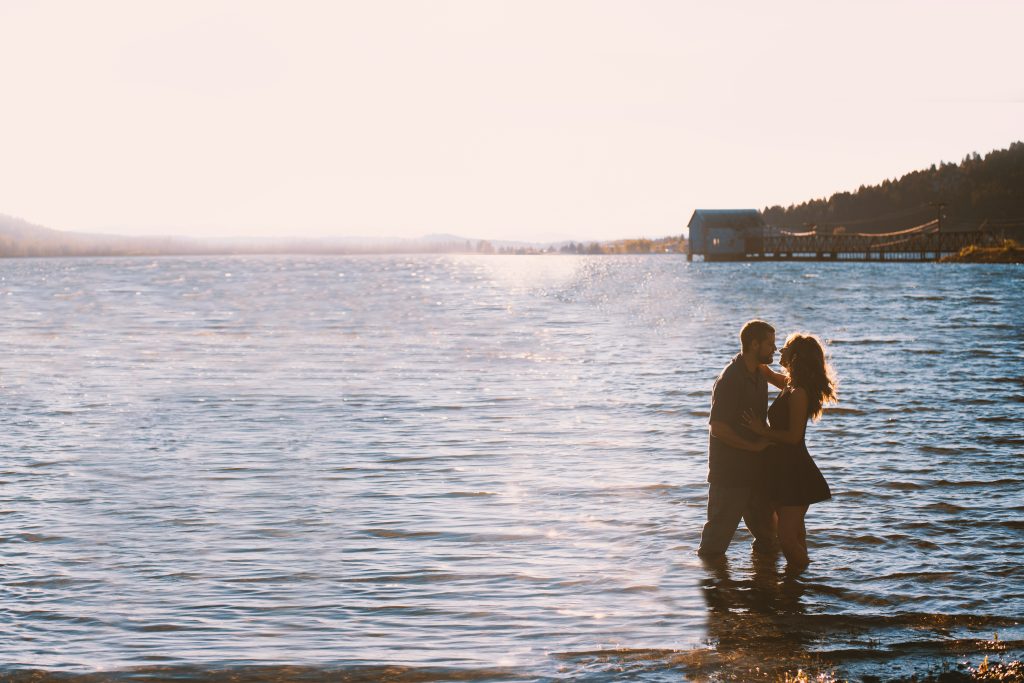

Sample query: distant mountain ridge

[0,214,207,257]
[0,215,556,257]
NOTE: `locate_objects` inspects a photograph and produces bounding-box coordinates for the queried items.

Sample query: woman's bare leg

[776,505,810,570]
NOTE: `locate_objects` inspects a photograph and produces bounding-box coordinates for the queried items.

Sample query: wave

[821,407,866,415]
[357,528,542,543]
[880,571,960,582]
[0,665,531,682]
[980,375,1024,384]
[844,534,888,545]
[551,615,1024,680]
[834,489,874,499]
[12,638,1016,683]
[977,435,1024,446]
[922,502,967,512]
[7,532,65,543]
[919,445,964,455]
[881,481,925,490]
[358,528,443,540]
[829,338,906,345]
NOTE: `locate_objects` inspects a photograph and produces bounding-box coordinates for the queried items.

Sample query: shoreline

[940,239,1024,263]
[2,653,1021,682]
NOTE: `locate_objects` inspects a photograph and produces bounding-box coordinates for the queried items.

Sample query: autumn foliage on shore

[941,239,1024,263]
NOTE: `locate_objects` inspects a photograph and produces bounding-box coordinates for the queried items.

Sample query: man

[697,319,778,558]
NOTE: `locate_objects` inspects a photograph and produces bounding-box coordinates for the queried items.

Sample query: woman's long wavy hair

[785,333,838,421]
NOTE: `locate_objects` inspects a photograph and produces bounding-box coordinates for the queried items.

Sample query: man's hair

[740,319,775,351]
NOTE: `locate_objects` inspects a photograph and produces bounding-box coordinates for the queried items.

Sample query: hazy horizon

[1,1,1022,243]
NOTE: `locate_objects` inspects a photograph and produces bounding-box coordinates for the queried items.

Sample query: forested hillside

[762,141,1024,236]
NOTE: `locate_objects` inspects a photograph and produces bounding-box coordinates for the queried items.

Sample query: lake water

[0,255,1021,681]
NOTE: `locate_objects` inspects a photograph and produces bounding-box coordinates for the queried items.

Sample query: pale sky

[1,1,1021,243]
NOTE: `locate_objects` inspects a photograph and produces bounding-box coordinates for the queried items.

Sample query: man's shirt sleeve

[709,371,740,426]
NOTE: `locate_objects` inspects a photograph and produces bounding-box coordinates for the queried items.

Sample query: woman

[743,333,837,571]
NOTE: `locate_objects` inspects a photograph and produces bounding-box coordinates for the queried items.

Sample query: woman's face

[779,343,794,369]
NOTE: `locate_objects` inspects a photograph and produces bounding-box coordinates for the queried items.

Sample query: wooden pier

[686,210,1010,262]
[753,230,996,261]
[705,220,1000,262]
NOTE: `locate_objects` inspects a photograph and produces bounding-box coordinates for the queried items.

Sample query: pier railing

[744,220,999,261]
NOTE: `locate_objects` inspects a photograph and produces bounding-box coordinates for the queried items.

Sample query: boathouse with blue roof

[687,209,767,261]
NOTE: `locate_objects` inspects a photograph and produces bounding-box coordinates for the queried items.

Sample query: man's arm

[710,420,768,452]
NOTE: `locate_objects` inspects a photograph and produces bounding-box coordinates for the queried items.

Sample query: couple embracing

[697,319,837,571]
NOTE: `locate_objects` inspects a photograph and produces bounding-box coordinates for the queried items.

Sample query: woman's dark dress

[762,389,831,506]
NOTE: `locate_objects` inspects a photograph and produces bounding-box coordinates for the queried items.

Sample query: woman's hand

[742,409,768,436]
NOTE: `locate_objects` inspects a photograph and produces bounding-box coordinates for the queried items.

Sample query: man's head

[740,319,776,365]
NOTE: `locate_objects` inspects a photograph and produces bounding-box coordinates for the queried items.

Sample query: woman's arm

[760,364,788,390]
[742,388,809,445]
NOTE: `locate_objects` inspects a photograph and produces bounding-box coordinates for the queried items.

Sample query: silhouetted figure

[744,333,837,572]
[697,320,777,558]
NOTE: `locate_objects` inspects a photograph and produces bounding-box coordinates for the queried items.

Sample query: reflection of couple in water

[698,319,837,572]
